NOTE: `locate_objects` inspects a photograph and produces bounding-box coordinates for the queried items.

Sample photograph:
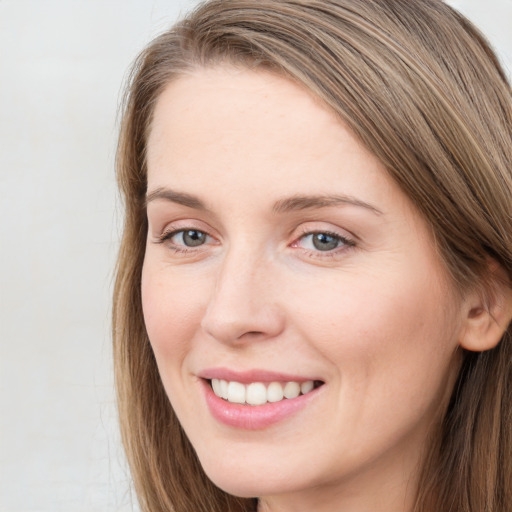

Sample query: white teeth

[210,378,318,405]
[283,381,300,399]
[211,378,222,397]
[220,379,228,399]
[227,381,246,404]
[267,381,284,403]
[246,382,267,405]
[301,380,314,395]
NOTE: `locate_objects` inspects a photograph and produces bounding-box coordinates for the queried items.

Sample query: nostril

[238,330,265,340]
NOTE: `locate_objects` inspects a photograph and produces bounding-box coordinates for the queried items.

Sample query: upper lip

[198,367,322,384]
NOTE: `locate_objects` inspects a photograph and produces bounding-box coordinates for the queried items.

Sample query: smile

[210,379,322,405]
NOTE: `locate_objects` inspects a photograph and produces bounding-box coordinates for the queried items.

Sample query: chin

[198,453,297,498]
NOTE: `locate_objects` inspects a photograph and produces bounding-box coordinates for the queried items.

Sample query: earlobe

[459,266,512,352]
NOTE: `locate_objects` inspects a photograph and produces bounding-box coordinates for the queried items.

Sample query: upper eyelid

[294,231,355,247]
[156,219,216,237]
[293,222,357,242]
[160,227,212,241]
[153,220,357,245]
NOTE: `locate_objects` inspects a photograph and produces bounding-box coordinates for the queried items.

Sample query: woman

[113,1,512,511]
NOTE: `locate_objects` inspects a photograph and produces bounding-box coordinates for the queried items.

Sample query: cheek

[287,264,461,391]
[284,268,462,460]
[141,261,208,364]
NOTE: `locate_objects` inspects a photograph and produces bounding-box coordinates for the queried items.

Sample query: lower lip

[201,380,322,430]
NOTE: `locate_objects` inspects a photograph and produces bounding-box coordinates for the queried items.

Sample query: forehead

[148,66,339,158]
[146,66,390,200]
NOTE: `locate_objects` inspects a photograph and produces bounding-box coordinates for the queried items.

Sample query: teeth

[283,381,300,399]
[220,379,229,400]
[227,381,246,404]
[211,378,222,397]
[267,381,284,403]
[301,380,314,394]
[246,382,267,405]
[210,379,318,405]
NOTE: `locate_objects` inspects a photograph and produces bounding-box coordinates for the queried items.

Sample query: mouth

[200,371,326,429]
[208,378,324,406]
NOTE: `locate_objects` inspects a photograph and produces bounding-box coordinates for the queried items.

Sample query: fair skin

[142,66,475,512]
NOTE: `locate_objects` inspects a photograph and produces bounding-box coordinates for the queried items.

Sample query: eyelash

[292,229,355,258]
[155,228,213,253]
[154,227,356,257]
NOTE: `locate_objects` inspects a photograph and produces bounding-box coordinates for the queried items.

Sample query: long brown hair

[113,1,512,511]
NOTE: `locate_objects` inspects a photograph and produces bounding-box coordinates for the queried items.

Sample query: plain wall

[0,1,510,511]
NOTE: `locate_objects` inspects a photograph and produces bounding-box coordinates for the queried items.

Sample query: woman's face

[142,67,468,511]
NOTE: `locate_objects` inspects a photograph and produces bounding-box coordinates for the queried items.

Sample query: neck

[256,436,424,512]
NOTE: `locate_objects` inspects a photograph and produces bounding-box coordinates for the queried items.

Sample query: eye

[174,229,208,247]
[156,228,213,250]
[294,231,354,253]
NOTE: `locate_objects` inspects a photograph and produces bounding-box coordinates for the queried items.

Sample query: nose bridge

[201,242,283,344]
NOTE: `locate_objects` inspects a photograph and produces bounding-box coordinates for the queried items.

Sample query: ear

[459,262,512,352]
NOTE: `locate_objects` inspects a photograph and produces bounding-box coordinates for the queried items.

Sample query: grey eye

[181,230,207,247]
[311,233,341,251]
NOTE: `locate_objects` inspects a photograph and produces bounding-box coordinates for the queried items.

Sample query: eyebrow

[145,187,207,210]
[145,187,382,215]
[272,194,383,215]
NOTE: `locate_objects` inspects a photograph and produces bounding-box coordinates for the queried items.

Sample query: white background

[0,1,510,511]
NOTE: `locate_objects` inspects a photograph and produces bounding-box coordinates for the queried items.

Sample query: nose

[200,249,285,345]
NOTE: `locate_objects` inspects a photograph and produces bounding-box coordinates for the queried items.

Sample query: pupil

[312,233,338,251]
[183,230,206,247]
